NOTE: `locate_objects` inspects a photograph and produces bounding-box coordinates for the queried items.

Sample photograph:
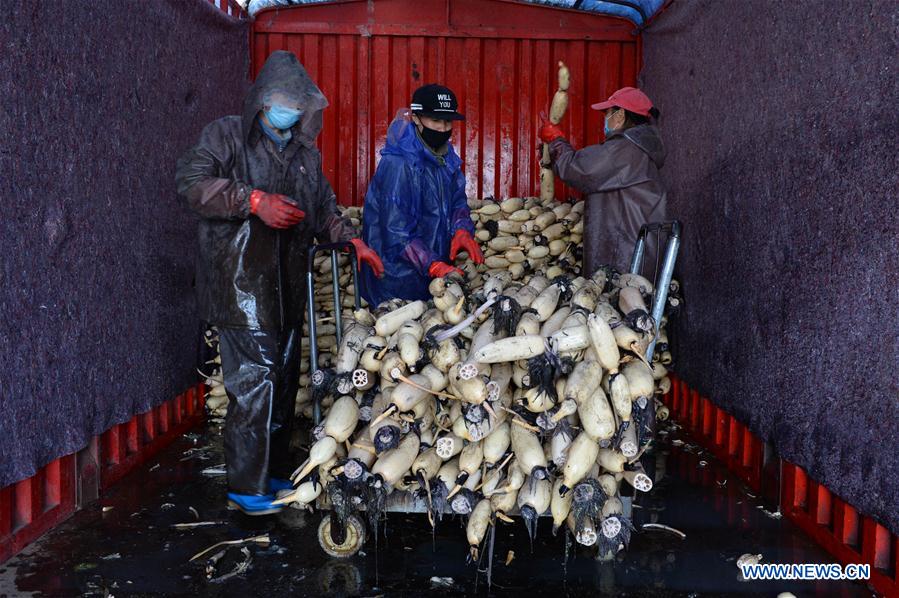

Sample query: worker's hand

[428,261,464,279]
[538,118,565,144]
[449,229,484,265]
[350,238,384,278]
[249,190,305,229]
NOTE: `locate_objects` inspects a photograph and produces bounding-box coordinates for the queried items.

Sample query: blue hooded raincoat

[360,116,474,307]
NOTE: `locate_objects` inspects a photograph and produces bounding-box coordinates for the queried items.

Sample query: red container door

[251,0,640,205]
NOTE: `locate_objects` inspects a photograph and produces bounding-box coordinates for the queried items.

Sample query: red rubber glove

[249,189,305,229]
[428,261,464,278]
[449,229,484,264]
[538,119,565,144]
[349,238,384,278]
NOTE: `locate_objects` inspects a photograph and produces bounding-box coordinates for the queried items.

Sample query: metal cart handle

[628,220,682,363]
[306,241,362,424]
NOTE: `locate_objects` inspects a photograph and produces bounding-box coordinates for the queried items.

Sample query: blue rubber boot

[269,478,293,493]
[226,492,284,516]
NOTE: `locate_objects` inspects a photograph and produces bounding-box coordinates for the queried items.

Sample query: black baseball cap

[410,84,465,121]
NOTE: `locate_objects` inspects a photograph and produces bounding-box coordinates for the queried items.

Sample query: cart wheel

[318,514,365,558]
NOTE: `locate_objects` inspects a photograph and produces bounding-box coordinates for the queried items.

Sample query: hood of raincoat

[621,124,665,168]
[176,51,356,330]
[360,112,473,307]
[381,113,463,169]
[241,50,328,148]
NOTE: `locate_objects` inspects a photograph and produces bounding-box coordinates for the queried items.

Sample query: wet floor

[0,420,876,597]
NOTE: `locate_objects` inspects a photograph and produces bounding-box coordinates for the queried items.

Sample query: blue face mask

[265,104,303,130]
[604,116,614,137]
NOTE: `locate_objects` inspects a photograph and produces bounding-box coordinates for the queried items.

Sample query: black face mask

[419,125,452,150]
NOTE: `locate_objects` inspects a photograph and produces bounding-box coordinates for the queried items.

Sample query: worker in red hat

[539,86,667,276]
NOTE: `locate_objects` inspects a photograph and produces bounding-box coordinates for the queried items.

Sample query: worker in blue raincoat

[360,84,483,307]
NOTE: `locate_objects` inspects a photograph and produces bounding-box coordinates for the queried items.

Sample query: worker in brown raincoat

[539,87,667,276]
[176,51,383,515]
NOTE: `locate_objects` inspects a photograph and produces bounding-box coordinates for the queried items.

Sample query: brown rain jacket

[176,51,354,330]
[550,124,667,277]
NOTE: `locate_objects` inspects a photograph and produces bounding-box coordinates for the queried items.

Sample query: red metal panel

[834,497,861,547]
[461,36,483,198]
[255,0,634,40]
[269,32,286,53]
[44,458,60,510]
[862,519,892,571]
[0,485,11,539]
[701,396,714,438]
[495,38,516,200]
[354,35,372,205]
[126,417,139,454]
[320,35,340,196]
[159,401,170,435]
[714,406,727,449]
[100,385,207,491]
[669,377,899,596]
[338,34,362,206]
[691,390,702,432]
[0,455,76,564]
[481,38,499,198]
[1,385,205,564]
[369,35,391,173]
[894,535,899,585]
[515,39,534,196]
[807,481,831,527]
[727,415,740,459]
[13,478,32,531]
[251,0,639,205]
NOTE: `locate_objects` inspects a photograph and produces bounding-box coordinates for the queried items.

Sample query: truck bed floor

[0,420,873,597]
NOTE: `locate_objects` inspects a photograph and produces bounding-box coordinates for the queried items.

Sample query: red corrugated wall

[251,0,640,206]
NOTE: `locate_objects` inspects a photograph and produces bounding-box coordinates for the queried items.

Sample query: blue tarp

[247,0,666,26]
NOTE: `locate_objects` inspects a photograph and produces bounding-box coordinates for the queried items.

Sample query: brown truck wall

[641,0,899,534]
[0,0,248,488]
